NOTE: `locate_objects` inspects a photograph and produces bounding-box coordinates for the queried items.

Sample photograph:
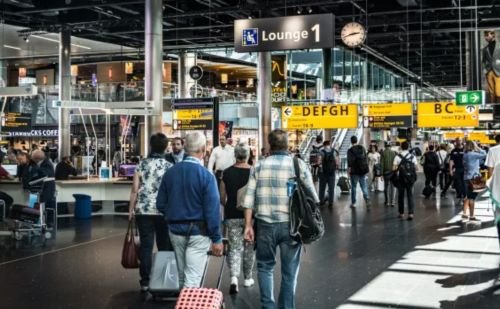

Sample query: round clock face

[341,22,366,48]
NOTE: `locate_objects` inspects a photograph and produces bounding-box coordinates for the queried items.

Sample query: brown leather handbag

[121,219,139,269]
[469,175,486,192]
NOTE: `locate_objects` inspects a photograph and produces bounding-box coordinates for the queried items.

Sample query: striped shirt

[242,153,318,223]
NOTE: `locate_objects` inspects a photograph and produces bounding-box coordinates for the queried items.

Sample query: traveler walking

[207,135,235,187]
[393,141,418,220]
[242,129,318,309]
[367,144,381,192]
[450,139,466,202]
[128,133,173,292]
[165,137,187,165]
[318,140,339,208]
[463,141,487,221]
[157,132,223,288]
[219,142,255,294]
[347,136,370,209]
[437,144,449,192]
[423,145,440,195]
[380,142,397,206]
[485,134,500,177]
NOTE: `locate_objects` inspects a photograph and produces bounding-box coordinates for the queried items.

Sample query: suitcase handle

[203,239,227,290]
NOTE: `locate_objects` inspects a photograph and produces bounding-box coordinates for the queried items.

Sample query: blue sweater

[156,156,222,244]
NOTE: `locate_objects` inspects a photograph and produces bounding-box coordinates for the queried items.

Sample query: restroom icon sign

[242,28,259,46]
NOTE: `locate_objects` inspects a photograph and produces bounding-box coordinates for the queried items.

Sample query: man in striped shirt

[243,129,318,309]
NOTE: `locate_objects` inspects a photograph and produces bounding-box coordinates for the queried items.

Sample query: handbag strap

[292,157,302,185]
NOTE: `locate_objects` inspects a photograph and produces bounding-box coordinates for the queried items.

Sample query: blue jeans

[319,173,336,205]
[256,220,302,309]
[350,174,370,205]
[169,232,211,288]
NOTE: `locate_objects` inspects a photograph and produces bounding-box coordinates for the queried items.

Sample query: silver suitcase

[149,251,181,298]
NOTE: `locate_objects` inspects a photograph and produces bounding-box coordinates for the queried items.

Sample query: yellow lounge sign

[281,104,358,129]
[417,102,479,128]
[362,103,413,128]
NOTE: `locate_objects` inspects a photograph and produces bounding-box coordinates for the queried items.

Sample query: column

[58,28,71,159]
[362,60,370,148]
[468,31,481,90]
[144,0,163,154]
[0,60,7,87]
[177,51,196,98]
[322,48,333,141]
[257,52,272,152]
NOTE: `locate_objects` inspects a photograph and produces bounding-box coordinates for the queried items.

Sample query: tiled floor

[0,179,498,308]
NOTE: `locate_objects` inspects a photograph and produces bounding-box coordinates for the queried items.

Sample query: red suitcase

[175,251,226,309]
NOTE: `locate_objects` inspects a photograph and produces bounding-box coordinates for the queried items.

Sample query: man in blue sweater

[157,132,223,288]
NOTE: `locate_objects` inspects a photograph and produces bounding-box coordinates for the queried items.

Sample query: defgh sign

[234,14,334,52]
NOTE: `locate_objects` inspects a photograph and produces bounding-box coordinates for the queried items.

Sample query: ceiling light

[30,34,91,49]
[4,44,21,50]
[307,7,312,13]
[297,7,302,14]
[71,43,91,50]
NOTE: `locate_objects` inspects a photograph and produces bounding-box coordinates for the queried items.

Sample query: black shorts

[464,180,478,200]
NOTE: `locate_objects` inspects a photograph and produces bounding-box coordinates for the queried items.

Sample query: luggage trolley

[9,177,55,241]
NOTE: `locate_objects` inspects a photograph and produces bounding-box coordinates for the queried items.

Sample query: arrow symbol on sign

[466,105,476,113]
[284,107,292,117]
[470,93,479,103]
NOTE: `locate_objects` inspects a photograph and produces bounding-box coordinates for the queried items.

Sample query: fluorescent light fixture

[30,34,91,50]
[71,43,91,50]
[3,44,21,50]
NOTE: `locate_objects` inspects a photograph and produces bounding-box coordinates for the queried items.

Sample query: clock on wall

[341,22,366,48]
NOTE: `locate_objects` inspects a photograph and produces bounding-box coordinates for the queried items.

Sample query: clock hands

[341,32,361,39]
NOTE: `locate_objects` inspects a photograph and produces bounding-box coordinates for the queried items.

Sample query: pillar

[468,31,481,90]
[362,59,370,147]
[177,51,196,98]
[144,0,163,155]
[322,48,333,141]
[58,28,71,159]
[257,52,272,152]
[0,60,7,87]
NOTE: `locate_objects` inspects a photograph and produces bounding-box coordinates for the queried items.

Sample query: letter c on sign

[445,103,452,113]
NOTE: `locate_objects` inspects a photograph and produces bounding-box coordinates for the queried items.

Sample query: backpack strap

[293,156,302,184]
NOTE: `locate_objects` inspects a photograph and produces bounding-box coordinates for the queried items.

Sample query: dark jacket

[347,144,369,175]
[381,148,396,174]
[423,151,440,174]
[55,161,77,180]
[165,152,188,165]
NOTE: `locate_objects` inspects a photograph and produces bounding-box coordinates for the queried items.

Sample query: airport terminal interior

[0,0,499,308]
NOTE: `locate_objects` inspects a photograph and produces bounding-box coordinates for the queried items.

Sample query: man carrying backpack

[393,141,418,220]
[319,140,339,209]
[347,136,370,209]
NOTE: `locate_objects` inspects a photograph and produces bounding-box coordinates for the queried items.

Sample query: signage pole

[258,52,272,155]
[213,97,219,148]
[58,27,72,160]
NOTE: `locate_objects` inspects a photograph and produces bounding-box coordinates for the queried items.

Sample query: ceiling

[1,0,499,87]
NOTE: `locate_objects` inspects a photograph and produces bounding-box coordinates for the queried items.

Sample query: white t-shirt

[485,144,500,169]
[207,145,235,172]
[393,150,418,168]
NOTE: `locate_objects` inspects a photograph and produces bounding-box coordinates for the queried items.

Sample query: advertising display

[234,14,334,52]
[281,104,358,129]
[417,102,479,128]
[362,103,413,128]
[272,55,287,104]
[480,29,500,120]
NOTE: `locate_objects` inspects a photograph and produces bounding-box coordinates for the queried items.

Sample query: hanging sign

[417,102,479,128]
[234,14,334,52]
[443,132,465,140]
[281,104,358,129]
[362,103,413,128]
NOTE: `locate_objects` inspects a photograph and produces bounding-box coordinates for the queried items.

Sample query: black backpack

[289,157,325,244]
[397,153,417,185]
[351,145,369,175]
[321,149,338,175]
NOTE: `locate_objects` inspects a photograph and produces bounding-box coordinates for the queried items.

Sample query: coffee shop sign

[8,129,59,137]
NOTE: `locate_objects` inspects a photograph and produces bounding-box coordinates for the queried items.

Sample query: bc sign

[417,102,479,128]
[234,14,334,52]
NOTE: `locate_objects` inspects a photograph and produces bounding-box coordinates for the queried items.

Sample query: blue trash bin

[73,194,92,219]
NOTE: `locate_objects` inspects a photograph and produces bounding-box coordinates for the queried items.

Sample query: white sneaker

[230,276,239,294]
[244,278,254,287]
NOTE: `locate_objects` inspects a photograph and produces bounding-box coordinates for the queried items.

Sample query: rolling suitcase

[175,252,226,309]
[337,176,351,194]
[149,251,181,299]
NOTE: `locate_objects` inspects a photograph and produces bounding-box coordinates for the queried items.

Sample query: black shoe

[407,214,414,221]
[230,283,239,294]
[328,203,333,209]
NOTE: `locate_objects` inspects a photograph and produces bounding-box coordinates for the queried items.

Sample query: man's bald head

[31,150,45,163]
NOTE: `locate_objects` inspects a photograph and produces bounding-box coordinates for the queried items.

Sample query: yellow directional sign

[468,132,496,144]
[172,108,213,130]
[281,104,358,129]
[417,102,479,128]
[443,132,465,140]
[362,103,413,128]
[173,109,212,120]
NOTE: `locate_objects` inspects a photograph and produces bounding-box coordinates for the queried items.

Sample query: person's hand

[128,210,134,221]
[211,243,224,257]
[244,225,254,242]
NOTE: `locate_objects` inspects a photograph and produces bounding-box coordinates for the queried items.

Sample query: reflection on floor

[0,180,498,309]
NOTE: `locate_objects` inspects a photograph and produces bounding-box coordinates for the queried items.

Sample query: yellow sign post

[443,132,465,140]
[172,108,213,130]
[468,132,495,144]
[417,102,479,128]
[362,103,413,128]
[281,104,358,129]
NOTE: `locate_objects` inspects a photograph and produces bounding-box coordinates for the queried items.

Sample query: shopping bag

[376,177,384,192]
[121,219,139,269]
